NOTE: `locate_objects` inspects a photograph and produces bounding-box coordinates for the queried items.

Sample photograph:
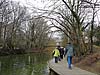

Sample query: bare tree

[37,0,100,56]
[27,17,52,51]
[0,0,30,54]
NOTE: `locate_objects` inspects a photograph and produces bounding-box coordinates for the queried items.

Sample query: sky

[12,0,51,9]
[11,0,61,39]
[12,0,100,30]
[12,0,100,24]
[10,0,100,44]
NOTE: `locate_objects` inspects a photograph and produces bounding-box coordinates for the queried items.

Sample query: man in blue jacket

[64,42,74,69]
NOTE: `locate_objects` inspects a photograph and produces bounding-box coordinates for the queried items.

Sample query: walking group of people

[52,42,74,69]
[52,45,64,63]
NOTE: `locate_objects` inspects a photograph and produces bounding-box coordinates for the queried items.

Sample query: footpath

[48,58,98,75]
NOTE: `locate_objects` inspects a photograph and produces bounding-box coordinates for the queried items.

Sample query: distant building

[84,32,97,43]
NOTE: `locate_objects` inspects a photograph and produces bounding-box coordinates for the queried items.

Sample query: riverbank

[0,47,50,56]
[0,48,26,56]
[73,48,100,75]
[73,45,100,75]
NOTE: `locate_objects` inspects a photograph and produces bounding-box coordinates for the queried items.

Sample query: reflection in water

[0,53,50,75]
[0,61,1,71]
[28,56,31,64]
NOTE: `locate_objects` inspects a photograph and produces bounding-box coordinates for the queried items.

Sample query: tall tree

[38,0,100,56]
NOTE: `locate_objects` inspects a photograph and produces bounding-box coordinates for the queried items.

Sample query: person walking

[60,47,64,59]
[57,45,61,61]
[52,47,60,63]
[64,43,74,69]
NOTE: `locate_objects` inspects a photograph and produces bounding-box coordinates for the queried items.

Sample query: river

[0,53,50,75]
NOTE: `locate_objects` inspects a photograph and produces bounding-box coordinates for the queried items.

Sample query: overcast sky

[11,0,100,40]
[12,0,100,22]
[12,0,51,9]
[12,0,100,28]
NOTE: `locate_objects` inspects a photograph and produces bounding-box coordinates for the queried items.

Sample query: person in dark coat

[57,45,61,61]
[60,47,64,59]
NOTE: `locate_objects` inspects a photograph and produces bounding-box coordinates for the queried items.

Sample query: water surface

[0,53,50,75]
